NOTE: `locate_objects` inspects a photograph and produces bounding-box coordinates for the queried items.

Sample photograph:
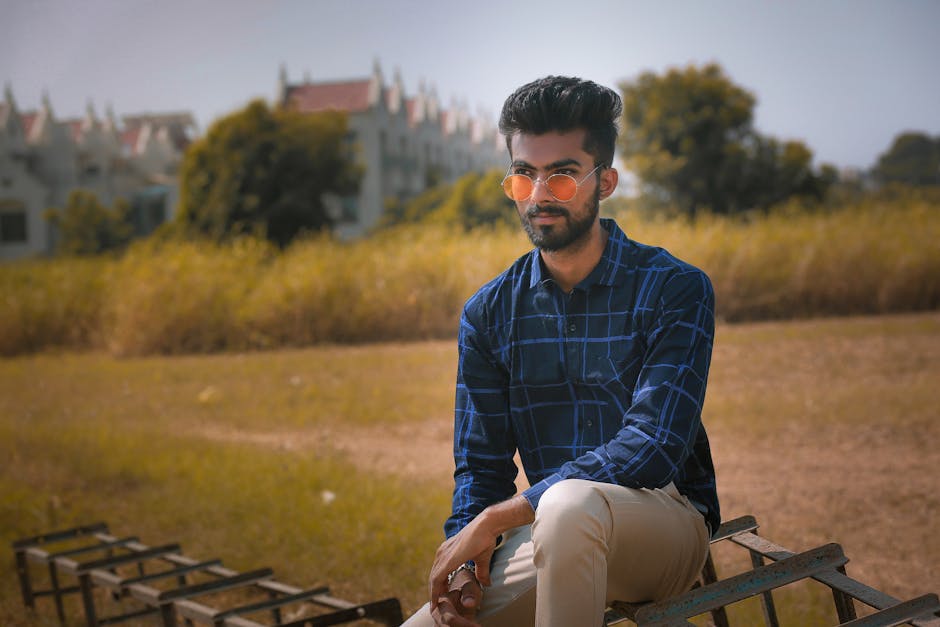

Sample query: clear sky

[3,0,938,170]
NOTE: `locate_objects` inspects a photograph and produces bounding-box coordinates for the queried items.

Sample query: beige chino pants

[403,479,710,627]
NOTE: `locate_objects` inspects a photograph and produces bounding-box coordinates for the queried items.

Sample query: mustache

[526,205,569,218]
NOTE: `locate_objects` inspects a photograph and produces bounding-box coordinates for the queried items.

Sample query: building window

[340,196,358,223]
[131,187,169,236]
[0,210,28,243]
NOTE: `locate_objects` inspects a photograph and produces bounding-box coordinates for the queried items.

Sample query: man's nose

[528,177,554,204]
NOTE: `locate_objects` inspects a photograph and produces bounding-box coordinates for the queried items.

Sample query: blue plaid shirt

[445,218,719,538]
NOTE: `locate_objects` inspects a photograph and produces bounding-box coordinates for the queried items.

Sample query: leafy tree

[176,100,361,247]
[872,132,940,186]
[379,169,516,230]
[44,189,133,256]
[619,63,831,215]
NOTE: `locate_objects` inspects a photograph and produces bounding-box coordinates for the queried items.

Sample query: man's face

[508,130,604,252]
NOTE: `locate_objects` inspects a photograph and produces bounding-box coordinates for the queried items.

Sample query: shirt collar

[528,218,631,290]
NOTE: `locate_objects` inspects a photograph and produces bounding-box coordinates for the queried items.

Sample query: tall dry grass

[616,197,940,321]
[0,197,936,356]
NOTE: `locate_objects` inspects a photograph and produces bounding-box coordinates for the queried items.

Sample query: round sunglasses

[501,165,603,202]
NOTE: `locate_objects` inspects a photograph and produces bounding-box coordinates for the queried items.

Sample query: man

[404,76,719,627]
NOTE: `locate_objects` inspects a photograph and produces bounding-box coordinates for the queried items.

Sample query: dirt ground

[194,312,940,611]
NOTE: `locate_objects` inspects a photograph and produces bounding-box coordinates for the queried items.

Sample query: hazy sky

[3,0,938,170]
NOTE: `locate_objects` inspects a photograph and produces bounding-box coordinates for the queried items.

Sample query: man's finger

[473,554,492,587]
[432,595,481,627]
[459,578,482,610]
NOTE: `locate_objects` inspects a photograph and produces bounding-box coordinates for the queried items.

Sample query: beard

[519,186,600,252]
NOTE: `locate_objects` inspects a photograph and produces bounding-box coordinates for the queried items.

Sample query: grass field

[3,196,938,357]
[2,312,939,625]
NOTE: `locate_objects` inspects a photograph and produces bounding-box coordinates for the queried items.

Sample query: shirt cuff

[521,472,563,511]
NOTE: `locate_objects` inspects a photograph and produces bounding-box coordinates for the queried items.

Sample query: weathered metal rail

[13,516,939,626]
[12,522,403,626]
[605,515,940,627]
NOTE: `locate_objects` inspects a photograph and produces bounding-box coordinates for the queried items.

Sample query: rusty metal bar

[710,516,758,542]
[832,564,859,622]
[746,539,781,627]
[95,607,160,625]
[39,537,140,563]
[633,543,848,625]
[210,586,330,626]
[277,597,405,627]
[76,543,181,573]
[729,532,924,616]
[172,598,263,627]
[48,559,68,624]
[158,567,274,603]
[86,531,357,614]
[14,545,36,610]
[700,551,730,627]
[113,559,223,587]
[12,522,110,550]
[837,593,940,627]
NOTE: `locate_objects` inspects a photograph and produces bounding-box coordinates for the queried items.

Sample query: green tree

[44,189,133,256]
[176,100,361,247]
[379,169,516,230]
[872,132,940,186]
[619,63,831,215]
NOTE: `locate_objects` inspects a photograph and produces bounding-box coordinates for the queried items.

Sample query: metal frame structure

[13,516,940,626]
[13,522,403,627]
[605,515,940,627]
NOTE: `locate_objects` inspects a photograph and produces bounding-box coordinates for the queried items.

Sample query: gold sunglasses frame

[500,164,604,202]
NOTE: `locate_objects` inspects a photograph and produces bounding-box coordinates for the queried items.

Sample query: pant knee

[532,480,612,548]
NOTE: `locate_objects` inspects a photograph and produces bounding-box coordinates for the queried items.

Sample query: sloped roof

[20,112,38,138]
[121,126,142,154]
[64,119,84,142]
[122,112,195,126]
[405,98,419,126]
[286,80,372,113]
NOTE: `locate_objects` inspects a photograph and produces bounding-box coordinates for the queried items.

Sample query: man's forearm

[476,494,535,536]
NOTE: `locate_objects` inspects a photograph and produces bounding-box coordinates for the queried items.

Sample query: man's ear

[599,167,619,200]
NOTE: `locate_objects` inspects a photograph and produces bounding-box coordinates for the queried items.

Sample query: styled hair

[498,76,622,168]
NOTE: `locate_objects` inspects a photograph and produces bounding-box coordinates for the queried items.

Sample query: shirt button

[585,419,593,428]
[568,323,577,333]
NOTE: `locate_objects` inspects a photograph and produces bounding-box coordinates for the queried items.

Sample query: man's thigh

[591,480,710,602]
[402,480,708,624]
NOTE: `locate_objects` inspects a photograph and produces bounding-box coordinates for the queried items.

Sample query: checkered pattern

[445,218,719,538]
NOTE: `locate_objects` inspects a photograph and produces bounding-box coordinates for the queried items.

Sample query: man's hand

[430,568,483,626]
[428,516,498,616]
[428,495,535,616]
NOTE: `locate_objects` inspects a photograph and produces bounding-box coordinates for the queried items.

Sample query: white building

[278,61,506,237]
[0,84,196,260]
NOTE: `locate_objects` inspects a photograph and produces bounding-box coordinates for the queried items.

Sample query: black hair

[498,76,622,168]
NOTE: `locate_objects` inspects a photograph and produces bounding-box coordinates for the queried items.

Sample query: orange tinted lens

[503,175,533,200]
[546,174,578,201]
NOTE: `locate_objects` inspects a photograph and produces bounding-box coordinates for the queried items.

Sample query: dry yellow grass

[1,312,938,625]
[2,196,937,357]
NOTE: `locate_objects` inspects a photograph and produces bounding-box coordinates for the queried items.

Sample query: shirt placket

[563,291,583,382]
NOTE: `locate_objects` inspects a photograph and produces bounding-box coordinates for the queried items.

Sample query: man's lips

[527,208,568,223]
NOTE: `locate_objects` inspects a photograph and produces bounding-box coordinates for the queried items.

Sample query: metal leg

[78,573,98,627]
[701,551,730,627]
[748,548,780,627]
[159,602,178,627]
[831,565,858,622]
[48,560,68,625]
[15,550,35,610]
